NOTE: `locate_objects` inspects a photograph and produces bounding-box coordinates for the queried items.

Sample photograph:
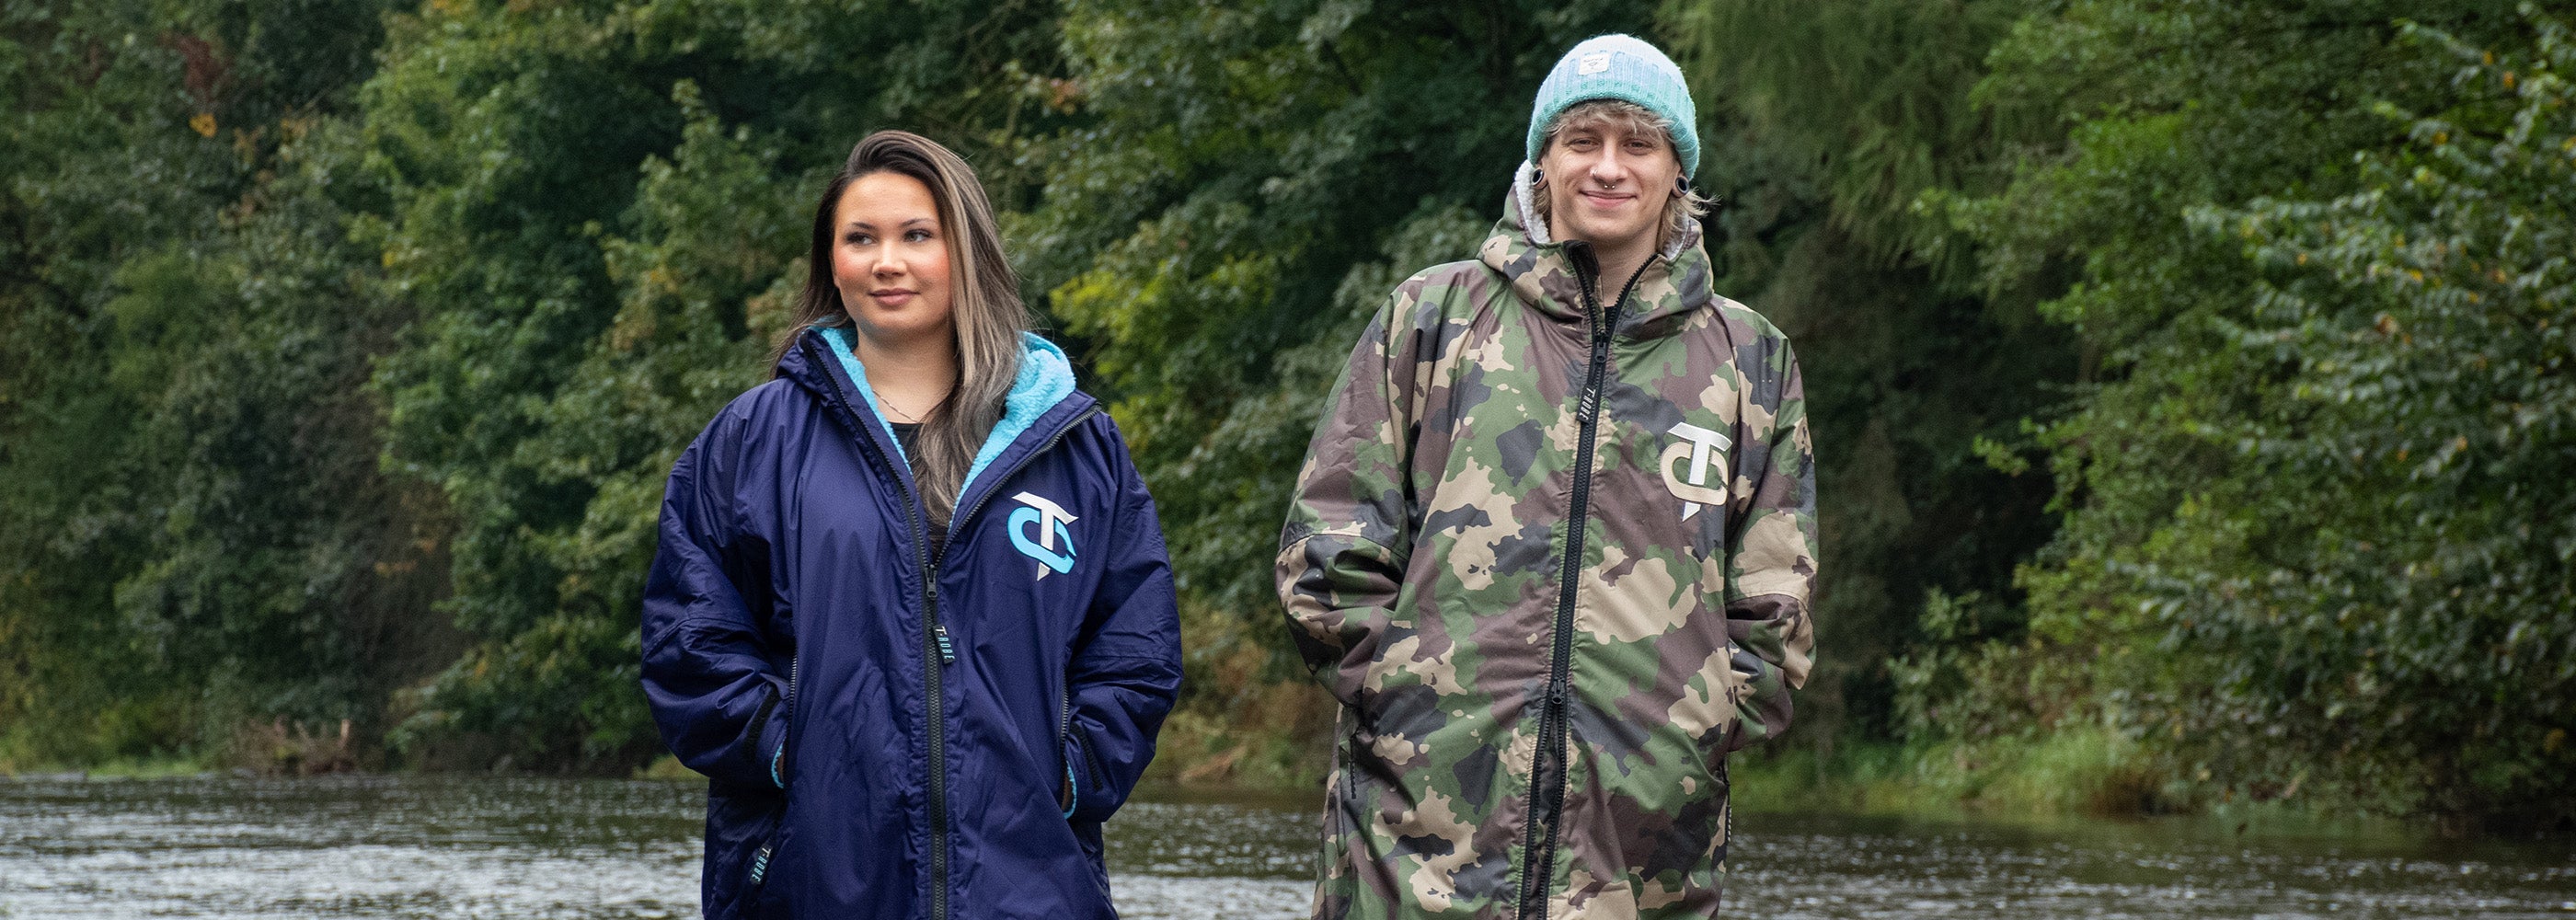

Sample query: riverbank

[1729,728,2175,820]
[0,755,218,781]
[1731,729,2566,840]
[1137,707,2571,841]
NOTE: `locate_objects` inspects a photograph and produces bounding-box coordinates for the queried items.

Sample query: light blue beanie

[1525,34,1700,179]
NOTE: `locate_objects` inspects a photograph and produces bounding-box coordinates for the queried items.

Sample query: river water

[0,774,2568,918]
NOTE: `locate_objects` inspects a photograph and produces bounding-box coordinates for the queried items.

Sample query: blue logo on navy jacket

[641,327,1182,920]
[1008,491,1080,578]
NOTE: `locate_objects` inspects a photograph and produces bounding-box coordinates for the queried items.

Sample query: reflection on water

[0,776,701,919]
[1723,812,2576,919]
[0,774,2568,918]
[1103,787,1312,919]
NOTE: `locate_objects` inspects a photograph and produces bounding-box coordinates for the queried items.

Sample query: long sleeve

[1061,429,1184,823]
[640,414,794,788]
[1275,295,1422,707]
[1723,335,1819,752]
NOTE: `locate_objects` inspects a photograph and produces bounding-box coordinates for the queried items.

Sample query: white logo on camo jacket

[1660,421,1731,521]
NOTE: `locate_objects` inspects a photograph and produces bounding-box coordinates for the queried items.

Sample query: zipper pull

[935,625,956,663]
[749,845,773,886]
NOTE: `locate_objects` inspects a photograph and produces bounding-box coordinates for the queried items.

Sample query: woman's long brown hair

[773,130,1030,527]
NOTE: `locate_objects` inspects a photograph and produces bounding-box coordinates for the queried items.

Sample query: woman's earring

[1674,177,1691,198]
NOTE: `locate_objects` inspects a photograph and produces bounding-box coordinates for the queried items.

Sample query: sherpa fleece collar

[811,326,1078,497]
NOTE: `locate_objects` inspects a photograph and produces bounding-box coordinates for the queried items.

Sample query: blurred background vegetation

[3,0,2569,829]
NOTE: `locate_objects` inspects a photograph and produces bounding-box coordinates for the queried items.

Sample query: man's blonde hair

[1531,99,1711,252]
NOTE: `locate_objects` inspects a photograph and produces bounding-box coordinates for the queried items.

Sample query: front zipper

[747,841,774,888]
[799,335,1099,920]
[1516,245,1659,920]
[910,466,949,920]
[918,400,1097,917]
[798,334,951,919]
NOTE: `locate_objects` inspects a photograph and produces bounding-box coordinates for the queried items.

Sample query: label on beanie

[1579,52,1611,75]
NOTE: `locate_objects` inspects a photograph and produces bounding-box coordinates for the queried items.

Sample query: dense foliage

[1,0,439,768]
[1907,0,2576,820]
[3,0,2567,824]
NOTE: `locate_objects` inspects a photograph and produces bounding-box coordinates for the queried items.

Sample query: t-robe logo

[1007,491,1078,580]
[1659,421,1731,522]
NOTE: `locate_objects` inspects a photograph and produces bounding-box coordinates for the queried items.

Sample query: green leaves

[1935,0,2576,818]
[0,0,428,766]
[2174,6,2576,813]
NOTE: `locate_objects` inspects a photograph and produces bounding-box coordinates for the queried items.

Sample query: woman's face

[830,171,955,348]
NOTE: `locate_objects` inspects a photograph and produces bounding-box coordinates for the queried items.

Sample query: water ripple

[2,776,2569,918]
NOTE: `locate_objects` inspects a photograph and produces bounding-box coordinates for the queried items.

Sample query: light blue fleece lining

[814,326,1078,500]
[1062,761,1078,820]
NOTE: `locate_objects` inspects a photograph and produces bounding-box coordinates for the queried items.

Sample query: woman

[640,130,1181,920]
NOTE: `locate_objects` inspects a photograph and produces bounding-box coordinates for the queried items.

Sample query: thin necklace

[882,388,949,424]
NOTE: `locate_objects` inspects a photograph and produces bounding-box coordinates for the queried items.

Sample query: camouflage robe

[1277,170,1818,920]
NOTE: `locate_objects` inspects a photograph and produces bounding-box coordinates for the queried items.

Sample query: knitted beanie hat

[1524,34,1700,179]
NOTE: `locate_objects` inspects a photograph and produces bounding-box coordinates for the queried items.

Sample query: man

[1276,33,1818,919]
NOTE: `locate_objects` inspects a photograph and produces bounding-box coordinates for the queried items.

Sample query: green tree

[1938,0,2573,819]
[0,0,429,767]
[2163,9,2576,818]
